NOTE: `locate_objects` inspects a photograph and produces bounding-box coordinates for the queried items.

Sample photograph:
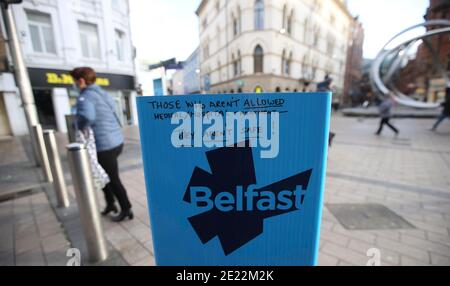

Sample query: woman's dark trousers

[97,144,132,211]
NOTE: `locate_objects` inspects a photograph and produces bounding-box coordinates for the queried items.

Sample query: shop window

[26,11,56,54]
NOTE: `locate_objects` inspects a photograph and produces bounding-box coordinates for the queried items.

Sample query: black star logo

[183,141,313,255]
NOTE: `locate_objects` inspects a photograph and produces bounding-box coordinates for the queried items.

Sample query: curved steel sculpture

[370,20,450,109]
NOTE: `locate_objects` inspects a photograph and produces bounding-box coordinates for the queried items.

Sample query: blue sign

[136,92,331,266]
[153,78,163,96]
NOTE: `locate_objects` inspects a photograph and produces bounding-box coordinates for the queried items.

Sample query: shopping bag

[75,127,110,190]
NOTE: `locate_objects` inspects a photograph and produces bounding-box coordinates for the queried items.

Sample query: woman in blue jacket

[71,67,133,222]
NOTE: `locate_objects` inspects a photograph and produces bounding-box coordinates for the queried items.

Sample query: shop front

[28,68,136,132]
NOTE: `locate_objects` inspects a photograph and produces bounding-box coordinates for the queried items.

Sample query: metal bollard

[31,125,53,183]
[66,143,108,262]
[43,130,70,208]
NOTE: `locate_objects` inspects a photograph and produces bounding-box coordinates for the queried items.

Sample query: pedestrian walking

[71,67,133,222]
[317,74,336,146]
[375,95,399,136]
[430,85,450,131]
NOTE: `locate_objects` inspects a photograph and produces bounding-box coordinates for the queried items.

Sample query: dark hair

[70,67,97,85]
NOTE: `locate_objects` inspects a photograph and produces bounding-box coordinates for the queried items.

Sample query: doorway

[0,93,12,137]
[33,89,57,129]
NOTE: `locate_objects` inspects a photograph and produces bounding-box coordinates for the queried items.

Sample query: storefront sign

[136,92,331,266]
[28,68,135,90]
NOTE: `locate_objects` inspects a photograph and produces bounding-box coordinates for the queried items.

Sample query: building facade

[183,47,201,94]
[170,69,185,95]
[399,0,450,103]
[416,0,450,102]
[342,16,364,106]
[196,0,353,97]
[135,61,168,97]
[0,0,137,136]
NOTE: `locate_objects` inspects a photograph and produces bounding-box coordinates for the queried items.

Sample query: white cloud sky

[347,0,429,59]
[129,0,201,63]
[129,0,430,62]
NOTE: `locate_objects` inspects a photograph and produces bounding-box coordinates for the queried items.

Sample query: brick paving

[0,191,71,266]
[1,114,450,266]
[318,116,450,265]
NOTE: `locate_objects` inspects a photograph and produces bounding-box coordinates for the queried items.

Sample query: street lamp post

[1,0,40,164]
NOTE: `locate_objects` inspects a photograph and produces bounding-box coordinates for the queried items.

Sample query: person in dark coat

[317,75,336,146]
[431,85,450,131]
[71,67,133,222]
[375,95,399,136]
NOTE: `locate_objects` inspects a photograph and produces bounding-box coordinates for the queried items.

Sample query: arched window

[237,6,242,34]
[287,10,294,34]
[303,19,309,42]
[237,50,242,75]
[282,5,287,29]
[254,86,263,93]
[232,13,238,36]
[302,55,309,76]
[282,50,291,75]
[232,54,237,76]
[254,0,264,30]
[313,27,320,47]
[254,45,264,73]
[230,89,235,93]
[275,87,281,92]
[216,26,221,46]
[238,88,242,93]
[286,51,292,75]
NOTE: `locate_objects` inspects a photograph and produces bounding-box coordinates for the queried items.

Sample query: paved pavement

[0,191,71,266]
[1,114,450,266]
[320,115,450,266]
[341,106,441,118]
[0,137,44,200]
